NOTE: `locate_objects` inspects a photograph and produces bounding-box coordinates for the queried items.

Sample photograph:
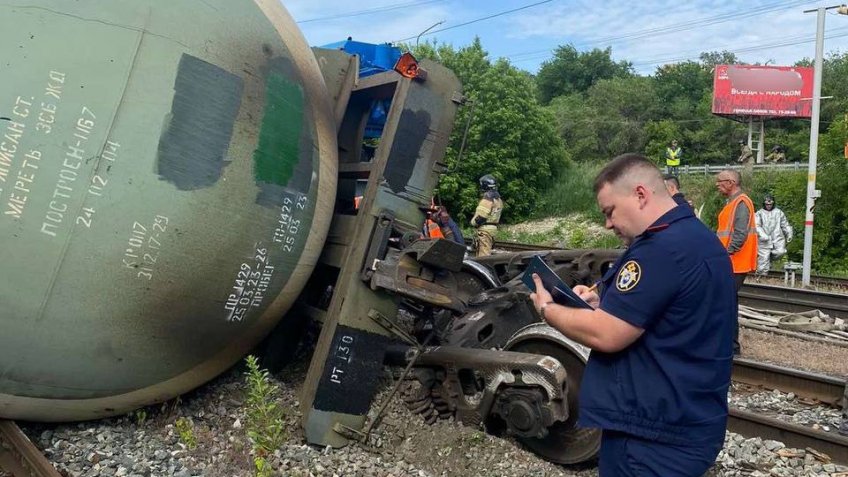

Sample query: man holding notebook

[528,154,736,476]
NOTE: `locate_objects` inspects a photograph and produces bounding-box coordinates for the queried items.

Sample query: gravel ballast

[17,349,848,476]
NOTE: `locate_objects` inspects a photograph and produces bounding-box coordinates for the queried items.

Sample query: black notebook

[521,255,594,310]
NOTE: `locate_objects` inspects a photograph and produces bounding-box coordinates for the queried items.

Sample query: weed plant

[243,355,286,476]
[174,417,197,449]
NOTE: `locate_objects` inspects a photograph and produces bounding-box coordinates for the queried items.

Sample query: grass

[537,162,605,222]
[497,214,620,249]
[497,162,614,248]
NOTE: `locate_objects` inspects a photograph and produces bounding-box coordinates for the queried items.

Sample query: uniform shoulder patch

[616,260,642,292]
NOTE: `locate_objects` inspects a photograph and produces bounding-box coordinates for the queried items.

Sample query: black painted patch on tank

[312,325,393,415]
[384,109,431,193]
[156,54,243,190]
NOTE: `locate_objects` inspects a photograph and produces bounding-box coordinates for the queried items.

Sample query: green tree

[644,119,683,166]
[653,61,712,117]
[536,45,633,104]
[820,52,848,125]
[586,76,660,158]
[812,116,848,273]
[698,50,739,69]
[546,93,600,162]
[413,39,568,222]
[545,76,658,163]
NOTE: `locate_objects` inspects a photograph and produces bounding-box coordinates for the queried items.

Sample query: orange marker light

[394,52,419,79]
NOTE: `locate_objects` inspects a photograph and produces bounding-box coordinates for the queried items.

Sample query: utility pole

[801,5,847,287]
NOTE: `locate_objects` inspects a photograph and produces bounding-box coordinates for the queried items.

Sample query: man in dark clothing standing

[530,154,735,476]
[663,174,691,208]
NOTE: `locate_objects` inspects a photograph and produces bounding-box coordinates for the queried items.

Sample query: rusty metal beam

[0,420,61,477]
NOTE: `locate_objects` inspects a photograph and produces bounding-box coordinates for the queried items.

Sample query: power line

[296,0,445,24]
[630,28,848,67]
[504,0,812,63]
[393,0,553,43]
[556,118,726,124]
[628,26,848,64]
[555,117,833,125]
[577,0,810,48]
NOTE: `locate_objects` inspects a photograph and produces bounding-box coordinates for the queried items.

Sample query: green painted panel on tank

[254,73,304,186]
[0,0,333,407]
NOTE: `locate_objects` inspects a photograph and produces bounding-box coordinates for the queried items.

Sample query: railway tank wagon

[0,0,337,421]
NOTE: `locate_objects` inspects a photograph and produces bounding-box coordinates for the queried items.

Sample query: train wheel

[505,330,600,464]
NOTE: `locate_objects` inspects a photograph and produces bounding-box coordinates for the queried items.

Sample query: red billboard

[712,65,813,118]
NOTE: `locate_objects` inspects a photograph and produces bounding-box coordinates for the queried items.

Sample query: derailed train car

[1,0,620,465]
[0,0,337,420]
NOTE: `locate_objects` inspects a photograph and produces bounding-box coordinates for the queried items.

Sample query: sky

[282,0,848,75]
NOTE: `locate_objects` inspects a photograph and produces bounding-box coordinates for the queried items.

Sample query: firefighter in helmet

[470,174,503,257]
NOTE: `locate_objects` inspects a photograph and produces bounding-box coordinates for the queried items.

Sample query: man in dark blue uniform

[663,174,691,208]
[530,154,736,476]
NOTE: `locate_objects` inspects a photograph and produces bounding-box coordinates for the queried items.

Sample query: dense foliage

[536,45,633,104]
[412,39,568,222]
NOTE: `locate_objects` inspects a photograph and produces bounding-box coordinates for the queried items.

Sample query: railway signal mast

[801,4,848,287]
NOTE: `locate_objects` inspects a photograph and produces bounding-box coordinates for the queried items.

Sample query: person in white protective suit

[754,194,793,277]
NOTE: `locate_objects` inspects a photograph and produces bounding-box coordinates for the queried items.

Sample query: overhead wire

[296,1,842,73]
[574,0,811,47]
[504,0,815,64]
[296,0,446,24]
[629,25,848,63]
[392,0,553,43]
[630,28,848,67]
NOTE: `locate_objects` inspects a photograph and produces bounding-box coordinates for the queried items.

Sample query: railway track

[1,363,845,472]
[0,420,60,477]
[766,270,848,289]
[491,241,848,319]
[730,358,848,465]
[489,241,848,462]
[472,238,564,252]
[2,240,844,473]
[740,283,848,320]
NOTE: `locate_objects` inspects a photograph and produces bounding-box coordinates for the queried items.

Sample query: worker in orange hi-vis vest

[421,214,445,239]
[715,169,757,355]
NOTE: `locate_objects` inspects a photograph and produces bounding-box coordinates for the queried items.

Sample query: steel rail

[740,283,848,320]
[727,409,848,465]
[490,241,848,288]
[482,240,848,462]
[729,359,848,463]
[468,238,562,252]
[732,357,845,406]
[0,420,60,477]
[766,270,848,289]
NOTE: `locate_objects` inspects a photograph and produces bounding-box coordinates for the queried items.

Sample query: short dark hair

[593,154,660,193]
[663,174,680,189]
